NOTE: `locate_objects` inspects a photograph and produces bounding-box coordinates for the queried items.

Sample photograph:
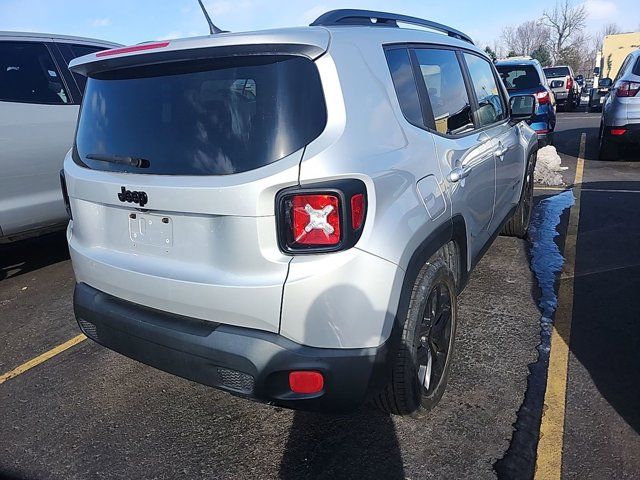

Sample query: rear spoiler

[69,29,330,77]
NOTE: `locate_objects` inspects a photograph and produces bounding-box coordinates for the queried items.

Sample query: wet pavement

[1,111,639,479]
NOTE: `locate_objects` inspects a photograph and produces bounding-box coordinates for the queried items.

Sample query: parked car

[587,77,613,112]
[496,58,556,145]
[599,49,640,160]
[0,32,119,243]
[64,9,538,414]
[544,65,580,111]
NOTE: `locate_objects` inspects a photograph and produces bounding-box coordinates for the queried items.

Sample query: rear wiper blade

[86,153,150,169]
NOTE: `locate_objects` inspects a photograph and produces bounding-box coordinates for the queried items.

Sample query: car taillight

[535,91,550,104]
[610,128,627,136]
[292,194,341,245]
[59,170,72,220]
[617,81,640,97]
[566,77,573,91]
[277,180,367,253]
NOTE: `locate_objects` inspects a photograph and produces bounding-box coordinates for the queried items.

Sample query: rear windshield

[543,67,570,78]
[496,65,541,90]
[74,55,327,175]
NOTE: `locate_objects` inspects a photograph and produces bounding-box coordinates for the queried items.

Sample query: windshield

[543,67,570,78]
[74,55,327,175]
[496,65,541,90]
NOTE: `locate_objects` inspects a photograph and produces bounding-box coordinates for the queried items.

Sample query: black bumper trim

[73,283,393,412]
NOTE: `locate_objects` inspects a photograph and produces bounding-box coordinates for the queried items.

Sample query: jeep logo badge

[118,187,148,207]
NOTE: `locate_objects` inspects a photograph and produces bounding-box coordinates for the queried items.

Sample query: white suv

[0,32,119,243]
[65,10,538,414]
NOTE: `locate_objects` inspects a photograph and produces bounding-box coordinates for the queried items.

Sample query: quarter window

[0,41,70,104]
[414,48,474,135]
[463,53,506,128]
[385,48,424,128]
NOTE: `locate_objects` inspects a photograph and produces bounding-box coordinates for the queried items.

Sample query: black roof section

[310,9,474,45]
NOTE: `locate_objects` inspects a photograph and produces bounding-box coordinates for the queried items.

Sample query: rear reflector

[291,194,341,245]
[351,193,365,230]
[535,129,550,134]
[289,371,324,394]
[610,128,627,136]
[96,41,171,57]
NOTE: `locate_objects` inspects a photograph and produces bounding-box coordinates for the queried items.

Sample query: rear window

[544,67,570,78]
[74,55,327,175]
[496,65,541,90]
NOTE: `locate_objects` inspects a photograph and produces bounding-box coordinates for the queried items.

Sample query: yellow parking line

[0,334,86,386]
[535,133,586,480]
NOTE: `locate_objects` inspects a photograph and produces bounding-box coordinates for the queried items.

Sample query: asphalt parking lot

[1,111,639,479]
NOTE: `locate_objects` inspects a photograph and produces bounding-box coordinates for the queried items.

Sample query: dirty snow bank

[534,146,567,186]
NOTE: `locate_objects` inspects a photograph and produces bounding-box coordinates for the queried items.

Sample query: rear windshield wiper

[86,153,150,169]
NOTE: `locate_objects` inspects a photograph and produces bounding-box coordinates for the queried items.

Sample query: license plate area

[129,213,173,247]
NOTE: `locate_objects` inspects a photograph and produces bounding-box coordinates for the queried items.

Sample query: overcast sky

[0,0,637,48]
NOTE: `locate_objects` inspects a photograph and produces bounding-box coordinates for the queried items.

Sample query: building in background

[599,32,640,80]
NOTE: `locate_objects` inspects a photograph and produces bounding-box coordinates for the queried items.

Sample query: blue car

[496,58,557,146]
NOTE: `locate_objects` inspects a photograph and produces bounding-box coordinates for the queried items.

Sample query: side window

[614,55,631,82]
[414,48,473,135]
[463,53,506,128]
[385,48,424,128]
[68,44,107,93]
[0,41,70,104]
[633,57,640,77]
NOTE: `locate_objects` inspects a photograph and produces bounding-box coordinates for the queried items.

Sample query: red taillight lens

[351,193,365,230]
[610,128,627,136]
[566,77,573,91]
[617,81,640,97]
[291,194,341,246]
[96,41,170,57]
[289,371,324,394]
[535,91,550,104]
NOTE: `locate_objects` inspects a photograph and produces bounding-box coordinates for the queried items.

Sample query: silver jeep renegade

[62,10,538,414]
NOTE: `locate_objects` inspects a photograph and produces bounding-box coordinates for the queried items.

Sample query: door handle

[494,144,508,159]
[448,166,472,183]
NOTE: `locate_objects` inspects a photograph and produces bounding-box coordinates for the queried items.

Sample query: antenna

[197,0,227,34]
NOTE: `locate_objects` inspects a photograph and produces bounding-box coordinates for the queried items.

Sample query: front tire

[375,259,457,415]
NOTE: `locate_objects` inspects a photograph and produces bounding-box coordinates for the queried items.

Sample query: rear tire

[599,135,619,161]
[502,154,535,238]
[375,259,457,416]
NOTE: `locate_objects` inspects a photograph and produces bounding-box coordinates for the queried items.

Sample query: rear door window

[463,53,506,128]
[61,44,108,92]
[75,55,327,176]
[413,48,474,135]
[496,65,541,90]
[0,41,70,104]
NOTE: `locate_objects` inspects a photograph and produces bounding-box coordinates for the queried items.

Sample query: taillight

[566,77,573,91]
[292,194,341,246]
[277,180,367,253]
[535,90,550,104]
[610,128,627,136]
[617,81,640,97]
[59,170,72,220]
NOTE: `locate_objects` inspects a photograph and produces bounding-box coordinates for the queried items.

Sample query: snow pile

[535,146,567,186]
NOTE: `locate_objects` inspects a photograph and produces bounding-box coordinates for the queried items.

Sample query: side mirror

[599,77,613,89]
[510,94,536,122]
[550,80,564,88]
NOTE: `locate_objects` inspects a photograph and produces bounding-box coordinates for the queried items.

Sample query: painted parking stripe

[534,133,586,480]
[536,186,640,194]
[0,334,86,386]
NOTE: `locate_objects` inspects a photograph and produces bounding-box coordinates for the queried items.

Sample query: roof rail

[310,9,474,45]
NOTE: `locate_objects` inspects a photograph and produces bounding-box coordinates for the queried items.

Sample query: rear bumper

[74,283,393,412]
[602,124,640,146]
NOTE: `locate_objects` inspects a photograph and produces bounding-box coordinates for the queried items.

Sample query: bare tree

[501,21,551,57]
[594,23,622,52]
[542,0,587,62]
